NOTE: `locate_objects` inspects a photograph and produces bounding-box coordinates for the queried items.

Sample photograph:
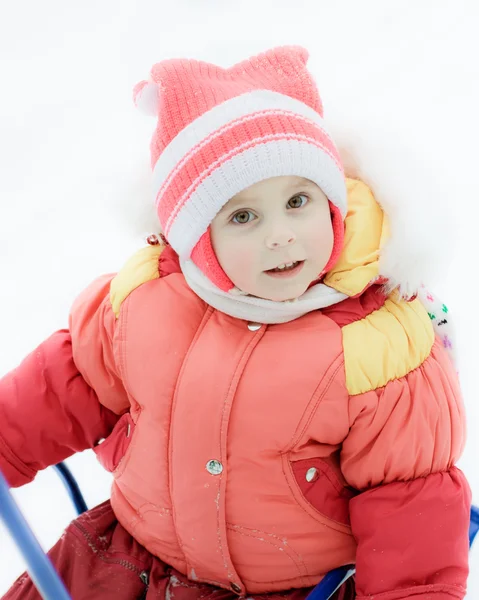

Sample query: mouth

[264,260,305,278]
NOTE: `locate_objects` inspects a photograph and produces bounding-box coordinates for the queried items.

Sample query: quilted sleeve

[0,330,119,487]
[341,336,471,600]
[69,274,130,415]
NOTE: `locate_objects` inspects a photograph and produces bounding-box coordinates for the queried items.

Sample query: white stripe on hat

[164,129,342,236]
[167,137,347,258]
[152,90,334,199]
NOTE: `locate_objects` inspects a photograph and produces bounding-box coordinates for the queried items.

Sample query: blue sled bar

[53,462,88,515]
[0,470,72,600]
[305,565,355,600]
[471,504,479,548]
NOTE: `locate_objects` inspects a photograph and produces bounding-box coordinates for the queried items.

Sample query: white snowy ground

[1,0,478,596]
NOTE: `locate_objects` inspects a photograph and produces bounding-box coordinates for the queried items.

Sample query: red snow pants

[2,501,355,600]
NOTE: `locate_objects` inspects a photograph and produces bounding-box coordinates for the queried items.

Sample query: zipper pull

[139,571,150,599]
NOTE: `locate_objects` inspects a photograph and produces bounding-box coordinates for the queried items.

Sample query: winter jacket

[0,178,471,600]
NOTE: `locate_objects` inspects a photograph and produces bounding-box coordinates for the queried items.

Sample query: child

[0,46,471,600]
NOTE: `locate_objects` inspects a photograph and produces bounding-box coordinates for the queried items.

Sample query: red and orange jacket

[0,179,471,599]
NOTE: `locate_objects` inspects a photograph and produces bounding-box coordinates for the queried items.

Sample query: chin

[242,276,312,302]
[263,285,309,302]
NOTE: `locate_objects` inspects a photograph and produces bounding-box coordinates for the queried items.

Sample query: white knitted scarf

[181,259,458,373]
[180,258,348,324]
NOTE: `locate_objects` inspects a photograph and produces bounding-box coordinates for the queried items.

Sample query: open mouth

[265,260,305,278]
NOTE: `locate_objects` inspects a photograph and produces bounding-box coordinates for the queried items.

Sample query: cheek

[229,247,258,281]
[214,235,258,282]
[306,215,334,256]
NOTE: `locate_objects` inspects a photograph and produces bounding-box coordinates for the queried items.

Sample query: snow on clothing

[0,178,471,600]
[2,501,354,600]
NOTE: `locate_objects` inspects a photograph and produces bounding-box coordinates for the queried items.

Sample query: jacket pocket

[93,412,135,473]
[286,456,356,531]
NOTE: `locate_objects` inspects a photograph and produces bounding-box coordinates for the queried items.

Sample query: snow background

[0,0,478,595]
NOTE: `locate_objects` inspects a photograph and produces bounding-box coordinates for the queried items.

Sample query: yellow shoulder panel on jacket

[343,293,435,395]
[110,245,165,318]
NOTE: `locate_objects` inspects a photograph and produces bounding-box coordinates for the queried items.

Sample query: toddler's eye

[288,194,308,209]
[232,210,255,224]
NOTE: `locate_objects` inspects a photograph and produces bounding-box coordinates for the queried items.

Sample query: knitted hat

[133,46,347,292]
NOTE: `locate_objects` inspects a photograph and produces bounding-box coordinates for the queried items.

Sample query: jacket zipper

[139,570,150,598]
[73,521,150,594]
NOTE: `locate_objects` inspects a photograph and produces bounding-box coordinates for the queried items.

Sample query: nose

[264,226,296,250]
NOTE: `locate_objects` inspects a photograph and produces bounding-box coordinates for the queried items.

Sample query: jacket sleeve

[341,337,471,600]
[68,274,131,415]
[0,329,120,487]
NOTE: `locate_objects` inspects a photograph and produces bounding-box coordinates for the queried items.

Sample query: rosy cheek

[235,249,258,278]
[234,248,253,270]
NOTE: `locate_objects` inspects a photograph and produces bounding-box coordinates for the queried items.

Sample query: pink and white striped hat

[133,46,347,292]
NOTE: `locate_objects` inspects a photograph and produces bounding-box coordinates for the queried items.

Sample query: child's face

[210,176,334,301]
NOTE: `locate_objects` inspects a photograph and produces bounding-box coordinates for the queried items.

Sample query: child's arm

[341,336,470,600]
[0,329,120,487]
[0,273,129,488]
